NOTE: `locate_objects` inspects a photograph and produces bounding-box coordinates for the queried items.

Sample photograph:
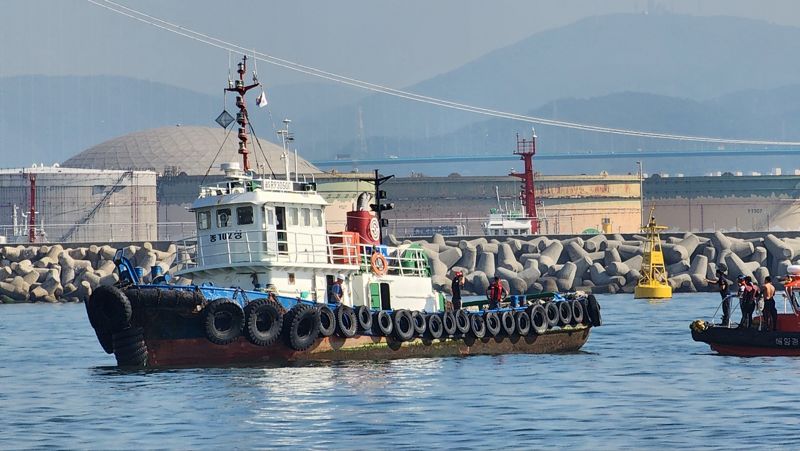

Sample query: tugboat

[83,56,602,367]
[633,208,672,299]
[691,266,800,356]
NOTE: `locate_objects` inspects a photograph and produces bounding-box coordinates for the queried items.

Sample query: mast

[224,55,260,172]
[509,130,539,234]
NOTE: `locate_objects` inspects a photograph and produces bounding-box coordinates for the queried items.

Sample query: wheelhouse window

[237,206,253,225]
[287,207,298,226]
[197,211,211,230]
[217,208,232,228]
[300,208,310,226]
[312,209,322,227]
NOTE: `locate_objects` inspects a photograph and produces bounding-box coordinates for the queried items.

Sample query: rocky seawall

[0,243,179,304]
[390,232,800,296]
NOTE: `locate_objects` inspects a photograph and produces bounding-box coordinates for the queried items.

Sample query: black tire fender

[243,298,284,346]
[500,310,516,335]
[336,305,358,338]
[88,285,132,334]
[454,309,471,335]
[558,301,573,327]
[356,305,373,332]
[411,311,427,336]
[530,305,548,335]
[316,305,336,337]
[442,311,457,336]
[571,299,585,325]
[284,303,320,351]
[203,298,244,345]
[586,294,602,326]
[515,311,531,335]
[469,314,486,339]
[426,313,443,339]
[544,301,560,329]
[392,309,415,341]
[112,326,147,367]
[373,310,394,336]
[484,311,501,336]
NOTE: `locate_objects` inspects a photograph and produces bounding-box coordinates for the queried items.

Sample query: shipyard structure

[1,125,798,244]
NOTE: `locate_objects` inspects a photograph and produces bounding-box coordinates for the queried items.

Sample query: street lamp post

[636,161,644,227]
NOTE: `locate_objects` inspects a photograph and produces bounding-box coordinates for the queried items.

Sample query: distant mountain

[0,75,365,167]
[291,13,800,158]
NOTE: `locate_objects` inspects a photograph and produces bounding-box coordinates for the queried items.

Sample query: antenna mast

[509,130,539,234]
[224,55,260,172]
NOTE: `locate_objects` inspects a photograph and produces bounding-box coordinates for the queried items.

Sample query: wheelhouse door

[263,206,279,256]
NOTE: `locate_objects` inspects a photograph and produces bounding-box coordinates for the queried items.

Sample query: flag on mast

[256,90,268,107]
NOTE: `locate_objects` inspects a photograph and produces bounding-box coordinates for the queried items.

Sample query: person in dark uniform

[706,269,730,326]
[762,276,778,331]
[739,276,757,329]
[451,271,464,311]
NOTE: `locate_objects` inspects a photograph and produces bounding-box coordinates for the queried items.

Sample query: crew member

[763,276,778,332]
[487,276,507,310]
[329,274,345,305]
[739,276,757,329]
[451,271,464,311]
[706,269,730,326]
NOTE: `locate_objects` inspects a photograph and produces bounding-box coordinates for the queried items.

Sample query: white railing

[173,230,431,277]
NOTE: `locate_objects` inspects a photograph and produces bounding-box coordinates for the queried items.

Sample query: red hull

[709,343,800,357]
[145,327,592,367]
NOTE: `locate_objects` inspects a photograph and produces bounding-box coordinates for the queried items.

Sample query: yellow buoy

[634,207,673,299]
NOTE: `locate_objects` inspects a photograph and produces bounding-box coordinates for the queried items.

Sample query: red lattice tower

[225,56,260,172]
[509,132,538,234]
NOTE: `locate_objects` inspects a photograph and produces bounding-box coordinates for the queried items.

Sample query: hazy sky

[3,0,800,94]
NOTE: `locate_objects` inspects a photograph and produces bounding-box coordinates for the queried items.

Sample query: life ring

[335,305,358,338]
[469,314,486,339]
[454,309,471,335]
[530,305,548,335]
[515,311,531,335]
[484,311,501,336]
[426,313,443,339]
[283,303,320,351]
[356,305,373,332]
[392,310,415,341]
[88,285,133,334]
[203,298,244,345]
[370,253,389,276]
[244,298,285,346]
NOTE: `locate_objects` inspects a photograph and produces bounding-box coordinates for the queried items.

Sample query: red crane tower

[509,131,539,234]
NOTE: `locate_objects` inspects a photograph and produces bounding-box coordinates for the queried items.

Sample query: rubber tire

[284,303,320,351]
[85,298,114,354]
[426,313,443,339]
[442,311,457,336]
[516,311,531,335]
[571,299,585,326]
[356,305,373,332]
[544,302,560,329]
[316,305,336,337]
[89,285,132,333]
[336,306,358,338]
[112,326,147,367]
[484,311,501,337]
[586,294,602,326]
[243,298,284,346]
[469,314,486,339]
[203,298,244,345]
[374,310,393,336]
[530,305,548,335]
[393,309,415,341]
[454,309,471,335]
[500,310,516,335]
[558,301,573,327]
[411,311,426,336]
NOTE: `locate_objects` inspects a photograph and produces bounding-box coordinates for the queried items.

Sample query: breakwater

[0,243,177,303]
[391,231,800,296]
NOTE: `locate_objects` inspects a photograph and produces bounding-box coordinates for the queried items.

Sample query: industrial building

[0,166,156,243]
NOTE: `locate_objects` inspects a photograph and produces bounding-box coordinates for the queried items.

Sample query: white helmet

[336,274,345,281]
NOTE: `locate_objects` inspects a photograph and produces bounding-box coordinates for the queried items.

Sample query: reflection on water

[3,294,800,448]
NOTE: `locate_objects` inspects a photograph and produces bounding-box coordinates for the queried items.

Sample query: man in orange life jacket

[487,276,507,310]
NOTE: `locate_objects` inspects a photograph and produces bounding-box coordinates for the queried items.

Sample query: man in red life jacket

[487,276,507,310]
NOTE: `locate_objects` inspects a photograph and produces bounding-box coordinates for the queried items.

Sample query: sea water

[2,293,800,449]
